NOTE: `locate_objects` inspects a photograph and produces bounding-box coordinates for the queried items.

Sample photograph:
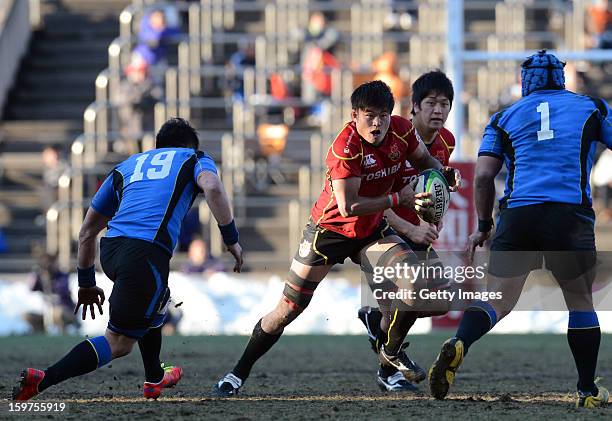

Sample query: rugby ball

[413,169,451,224]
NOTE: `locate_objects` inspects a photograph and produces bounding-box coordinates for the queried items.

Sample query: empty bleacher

[1,0,610,272]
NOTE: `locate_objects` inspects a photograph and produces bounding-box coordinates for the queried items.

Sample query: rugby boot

[378,342,426,383]
[576,384,609,408]
[377,369,419,392]
[12,368,45,401]
[428,337,465,400]
[357,306,383,353]
[143,362,183,399]
[213,373,243,397]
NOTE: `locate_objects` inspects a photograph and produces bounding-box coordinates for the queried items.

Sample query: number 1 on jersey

[536,102,554,140]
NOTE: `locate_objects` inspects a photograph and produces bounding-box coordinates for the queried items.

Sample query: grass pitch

[1,333,610,419]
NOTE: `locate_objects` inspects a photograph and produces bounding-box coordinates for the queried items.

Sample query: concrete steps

[0,0,127,272]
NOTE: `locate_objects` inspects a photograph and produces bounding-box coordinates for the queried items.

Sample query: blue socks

[568,311,600,394]
[39,336,112,392]
[455,301,498,354]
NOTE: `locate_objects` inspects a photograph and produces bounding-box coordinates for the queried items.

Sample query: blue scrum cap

[520,50,565,97]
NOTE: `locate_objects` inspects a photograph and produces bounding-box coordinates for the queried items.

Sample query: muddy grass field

[1,333,610,420]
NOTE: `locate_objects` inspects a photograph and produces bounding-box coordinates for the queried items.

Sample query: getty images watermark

[368,261,503,303]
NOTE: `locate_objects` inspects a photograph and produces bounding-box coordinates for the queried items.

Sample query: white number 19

[130,150,176,183]
[536,102,554,140]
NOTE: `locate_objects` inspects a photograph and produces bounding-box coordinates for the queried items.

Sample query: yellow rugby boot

[428,337,465,400]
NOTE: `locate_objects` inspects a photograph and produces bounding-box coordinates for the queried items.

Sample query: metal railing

[46,0,603,268]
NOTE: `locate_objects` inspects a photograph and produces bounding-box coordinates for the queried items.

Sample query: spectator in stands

[134,6,181,71]
[41,145,68,214]
[302,12,339,53]
[372,52,405,115]
[226,40,256,103]
[182,236,225,275]
[24,253,78,334]
[586,0,612,48]
[117,52,163,153]
[0,203,10,253]
[300,13,341,125]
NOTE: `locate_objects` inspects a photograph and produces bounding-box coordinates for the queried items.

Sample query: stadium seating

[1,0,610,272]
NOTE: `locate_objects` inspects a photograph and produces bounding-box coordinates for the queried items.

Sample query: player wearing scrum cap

[429,50,611,408]
[358,70,457,392]
[214,80,460,397]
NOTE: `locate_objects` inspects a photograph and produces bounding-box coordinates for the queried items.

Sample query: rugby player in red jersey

[214,80,460,397]
[358,71,456,391]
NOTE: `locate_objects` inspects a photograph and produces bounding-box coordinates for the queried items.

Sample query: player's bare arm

[466,155,503,262]
[331,177,429,217]
[384,208,438,245]
[75,207,110,320]
[197,170,243,272]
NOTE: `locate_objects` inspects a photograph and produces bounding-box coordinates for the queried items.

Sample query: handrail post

[288,200,300,261]
[70,139,84,241]
[299,165,311,216]
[46,205,59,256]
[57,174,71,271]
[83,107,96,167]
[178,42,191,119]
[154,102,167,133]
[201,0,213,63]
[95,73,109,159]
[188,3,202,95]
[310,133,323,199]
[108,40,122,103]
[165,67,178,117]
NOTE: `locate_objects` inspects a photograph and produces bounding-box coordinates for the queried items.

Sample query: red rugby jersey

[310,115,419,238]
[391,127,455,225]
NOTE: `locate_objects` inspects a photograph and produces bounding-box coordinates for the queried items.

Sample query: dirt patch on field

[1,334,610,419]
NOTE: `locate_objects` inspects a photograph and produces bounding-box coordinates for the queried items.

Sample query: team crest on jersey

[435,151,446,163]
[299,239,312,258]
[388,144,400,161]
[363,153,377,168]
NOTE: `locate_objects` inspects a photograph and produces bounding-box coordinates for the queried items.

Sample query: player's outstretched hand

[227,242,244,273]
[466,230,491,264]
[441,166,461,192]
[74,286,105,320]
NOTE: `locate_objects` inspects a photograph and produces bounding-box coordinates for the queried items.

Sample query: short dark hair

[411,70,454,114]
[155,117,199,150]
[351,80,394,113]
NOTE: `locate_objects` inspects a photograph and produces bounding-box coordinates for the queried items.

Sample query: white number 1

[536,102,554,140]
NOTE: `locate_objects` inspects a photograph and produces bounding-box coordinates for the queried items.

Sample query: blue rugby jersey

[479,90,612,209]
[91,148,218,254]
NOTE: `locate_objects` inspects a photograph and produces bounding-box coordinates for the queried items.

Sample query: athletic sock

[455,301,498,354]
[567,311,601,395]
[232,319,281,381]
[382,304,418,356]
[139,327,164,383]
[39,336,112,392]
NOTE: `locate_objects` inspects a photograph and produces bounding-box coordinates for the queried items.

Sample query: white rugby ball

[413,169,451,224]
